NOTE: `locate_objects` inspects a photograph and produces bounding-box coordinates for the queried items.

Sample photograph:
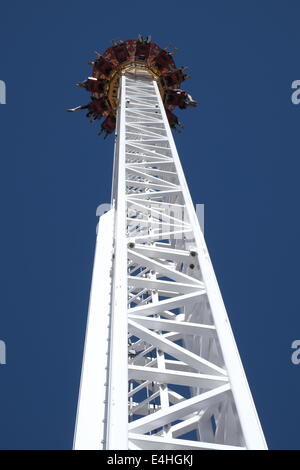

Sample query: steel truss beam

[74,69,267,450]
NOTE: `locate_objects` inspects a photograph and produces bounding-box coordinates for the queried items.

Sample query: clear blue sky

[0,0,299,449]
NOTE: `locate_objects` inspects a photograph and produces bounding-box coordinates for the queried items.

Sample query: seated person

[166,89,197,109]
[99,115,116,138]
[67,97,109,120]
[165,109,184,132]
[162,67,190,87]
[135,41,151,62]
[113,43,129,63]
[76,77,106,94]
[92,56,114,77]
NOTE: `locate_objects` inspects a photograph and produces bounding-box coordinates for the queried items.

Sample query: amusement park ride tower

[70,36,267,450]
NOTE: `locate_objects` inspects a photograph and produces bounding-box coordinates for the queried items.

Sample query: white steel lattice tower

[73,68,267,450]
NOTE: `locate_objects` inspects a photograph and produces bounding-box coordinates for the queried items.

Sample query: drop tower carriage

[70,36,267,450]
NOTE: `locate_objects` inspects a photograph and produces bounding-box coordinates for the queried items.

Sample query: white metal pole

[105,74,128,449]
[73,209,114,450]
